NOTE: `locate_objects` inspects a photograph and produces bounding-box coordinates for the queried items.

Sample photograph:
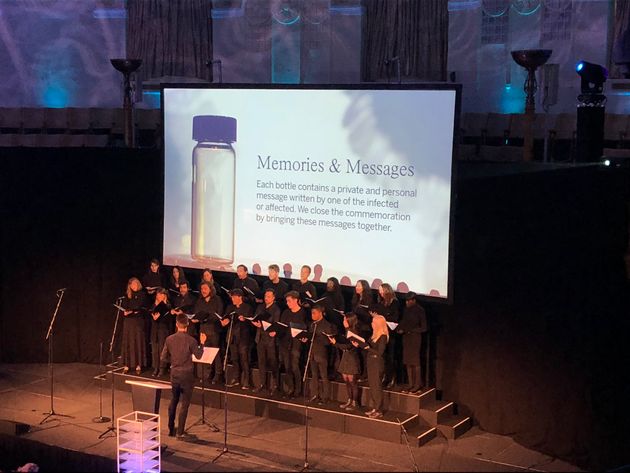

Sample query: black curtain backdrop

[126,0,213,82]
[361,0,448,82]
[1,148,630,470]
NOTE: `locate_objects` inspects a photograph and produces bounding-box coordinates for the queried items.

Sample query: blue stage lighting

[576,61,608,94]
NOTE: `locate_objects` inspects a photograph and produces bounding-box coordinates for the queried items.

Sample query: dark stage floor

[0,363,582,472]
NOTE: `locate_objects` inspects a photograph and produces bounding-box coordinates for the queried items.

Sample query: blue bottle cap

[192,115,237,143]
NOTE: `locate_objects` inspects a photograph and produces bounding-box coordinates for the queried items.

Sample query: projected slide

[163,86,456,299]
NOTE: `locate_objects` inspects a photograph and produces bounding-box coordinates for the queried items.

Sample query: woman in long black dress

[149,288,171,377]
[352,315,388,418]
[372,283,400,388]
[327,312,361,411]
[351,279,373,380]
[397,292,428,393]
[121,277,148,374]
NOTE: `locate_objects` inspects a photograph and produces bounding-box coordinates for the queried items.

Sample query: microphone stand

[397,417,420,473]
[213,312,245,463]
[99,298,125,439]
[41,288,73,424]
[300,321,318,472]
[92,341,110,423]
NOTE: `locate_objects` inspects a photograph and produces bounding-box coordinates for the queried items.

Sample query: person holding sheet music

[292,265,317,304]
[168,266,188,293]
[149,288,172,377]
[233,264,260,305]
[223,289,254,389]
[304,304,336,405]
[251,288,281,395]
[353,315,388,419]
[120,277,148,374]
[351,280,374,381]
[194,281,224,384]
[261,264,289,306]
[396,292,427,394]
[276,290,308,398]
[142,258,165,295]
[371,283,400,389]
[160,313,207,439]
[322,277,345,379]
[171,281,197,333]
[327,312,362,411]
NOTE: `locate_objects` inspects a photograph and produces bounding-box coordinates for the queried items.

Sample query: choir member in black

[261,264,289,306]
[232,264,260,305]
[193,281,224,383]
[275,290,308,398]
[149,288,172,377]
[224,289,254,389]
[120,277,148,374]
[353,315,388,419]
[327,312,361,411]
[292,265,318,303]
[168,266,188,293]
[351,279,374,380]
[171,281,197,334]
[201,268,223,301]
[142,258,166,296]
[396,292,428,393]
[371,283,400,388]
[304,304,336,404]
[160,313,206,439]
[251,288,281,395]
[322,277,345,378]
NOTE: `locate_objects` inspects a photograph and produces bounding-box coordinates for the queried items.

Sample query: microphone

[57,287,68,292]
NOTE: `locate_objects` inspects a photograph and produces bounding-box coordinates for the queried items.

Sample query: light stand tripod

[99,298,125,439]
[188,348,220,433]
[212,313,246,463]
[300,321,318,472]
[92,341,110,423]
[398,417,420,473]
[41,288,73,424]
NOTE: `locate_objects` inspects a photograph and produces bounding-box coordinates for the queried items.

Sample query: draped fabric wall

[126,0,213,81]
[361,0,448,82]
[611,0,630,78]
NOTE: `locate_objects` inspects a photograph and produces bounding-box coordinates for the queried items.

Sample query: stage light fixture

[575,61,608,94]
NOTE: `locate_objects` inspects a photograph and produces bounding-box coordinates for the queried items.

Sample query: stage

[0,363,581,472]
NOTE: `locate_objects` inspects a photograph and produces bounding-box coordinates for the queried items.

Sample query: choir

[119,260,429,418]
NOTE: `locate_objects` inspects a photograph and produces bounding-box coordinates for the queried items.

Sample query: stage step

[114,372,435,446]
[419,399,455,425]
[418,387,437,408]
[437,414,472,440]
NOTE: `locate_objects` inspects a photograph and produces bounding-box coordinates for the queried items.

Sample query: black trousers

[257,341,278,389]
[150,324,169,371]
[367,357,384,411]
[279,345,303,394]
[309,355,330,401]
[168,375,194,435]
[229,342,251,386]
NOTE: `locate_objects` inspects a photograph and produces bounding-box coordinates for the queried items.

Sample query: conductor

[160,313,206,439]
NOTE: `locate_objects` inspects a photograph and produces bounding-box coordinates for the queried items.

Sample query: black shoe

[225,379,240,388]
[369,410,383,419]
[385,379,395,389]
[151,370,159,377]
[284,390,294,399]
[241,384,251,390]
[409,386,422,394]
[317,398,327,405]
[168,429,175,437]
[252,385,264,393]
[269,387,277,397]
[157,370,167,378]
[211,377,221,385]
[176,432,196,441]
[308,395,319,403]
